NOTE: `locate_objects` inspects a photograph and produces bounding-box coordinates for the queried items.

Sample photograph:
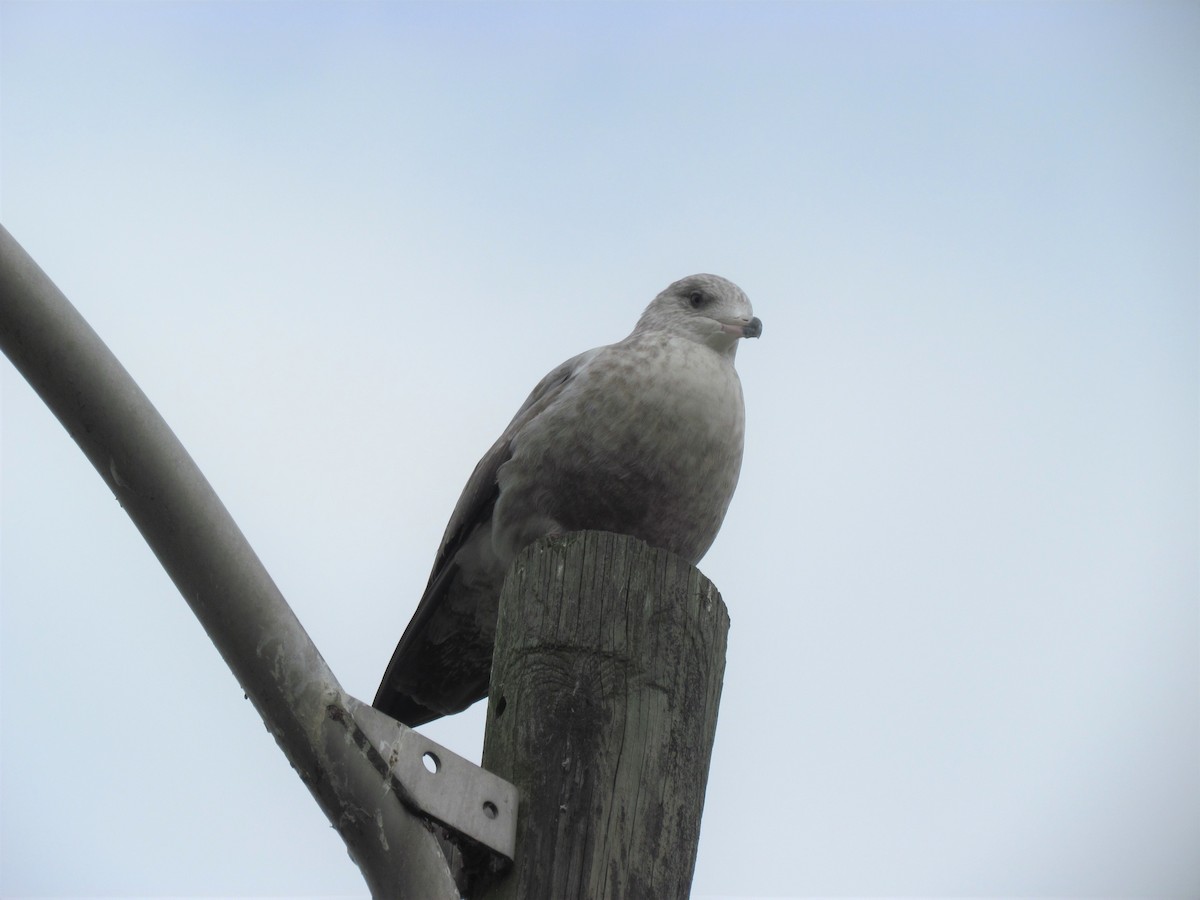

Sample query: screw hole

[495,696,507,719]
[482,800,498,819]
[422,751,440,774]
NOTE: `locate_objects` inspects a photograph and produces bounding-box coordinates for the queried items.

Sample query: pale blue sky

[2,2,1197,897]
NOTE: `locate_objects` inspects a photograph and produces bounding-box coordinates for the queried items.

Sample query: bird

[373,273,762,726]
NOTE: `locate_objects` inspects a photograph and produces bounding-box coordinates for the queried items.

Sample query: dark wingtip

[372,689,445,728]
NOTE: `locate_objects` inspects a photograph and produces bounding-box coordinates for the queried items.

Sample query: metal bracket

[349,700,517,863]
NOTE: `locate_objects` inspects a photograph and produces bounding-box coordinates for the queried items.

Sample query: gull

[374,274,762,725]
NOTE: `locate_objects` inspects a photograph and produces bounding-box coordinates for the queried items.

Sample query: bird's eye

[688,290,705,309]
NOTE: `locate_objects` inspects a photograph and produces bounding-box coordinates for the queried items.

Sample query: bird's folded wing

[421,347,601,589]
[372,348,602,720]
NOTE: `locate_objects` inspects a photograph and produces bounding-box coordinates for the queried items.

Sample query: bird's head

[636,274,762,358]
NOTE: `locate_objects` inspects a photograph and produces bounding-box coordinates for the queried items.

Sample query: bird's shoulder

[419,345,603,585]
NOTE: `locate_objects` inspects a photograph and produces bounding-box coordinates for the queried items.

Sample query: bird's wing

[372,347,601,723]
[423,346,601,587]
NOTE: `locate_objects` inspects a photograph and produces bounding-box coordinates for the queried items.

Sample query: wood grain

[480,531,729,900]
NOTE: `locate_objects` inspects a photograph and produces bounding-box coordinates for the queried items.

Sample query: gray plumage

[374,274,762,725]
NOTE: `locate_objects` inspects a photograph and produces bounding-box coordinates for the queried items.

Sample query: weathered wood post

[479,530,729,900]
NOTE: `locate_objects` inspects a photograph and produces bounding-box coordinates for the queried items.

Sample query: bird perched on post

[373,274,762,726]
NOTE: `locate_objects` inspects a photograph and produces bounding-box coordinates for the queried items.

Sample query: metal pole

[0,224,460,899]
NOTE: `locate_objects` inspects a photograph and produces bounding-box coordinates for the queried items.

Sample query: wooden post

[479,531,730,900]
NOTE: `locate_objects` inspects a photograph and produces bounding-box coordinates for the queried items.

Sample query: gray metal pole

[0,224,460,899]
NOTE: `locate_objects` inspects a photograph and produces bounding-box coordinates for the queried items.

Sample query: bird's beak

[720,317,763,339]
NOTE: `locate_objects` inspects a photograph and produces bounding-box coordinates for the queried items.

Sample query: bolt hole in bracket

[349,699,517,864]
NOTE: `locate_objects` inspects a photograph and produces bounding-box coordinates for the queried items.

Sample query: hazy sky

[2,2,1197,898]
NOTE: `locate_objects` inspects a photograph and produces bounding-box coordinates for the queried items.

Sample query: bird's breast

[494,336,746,565]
